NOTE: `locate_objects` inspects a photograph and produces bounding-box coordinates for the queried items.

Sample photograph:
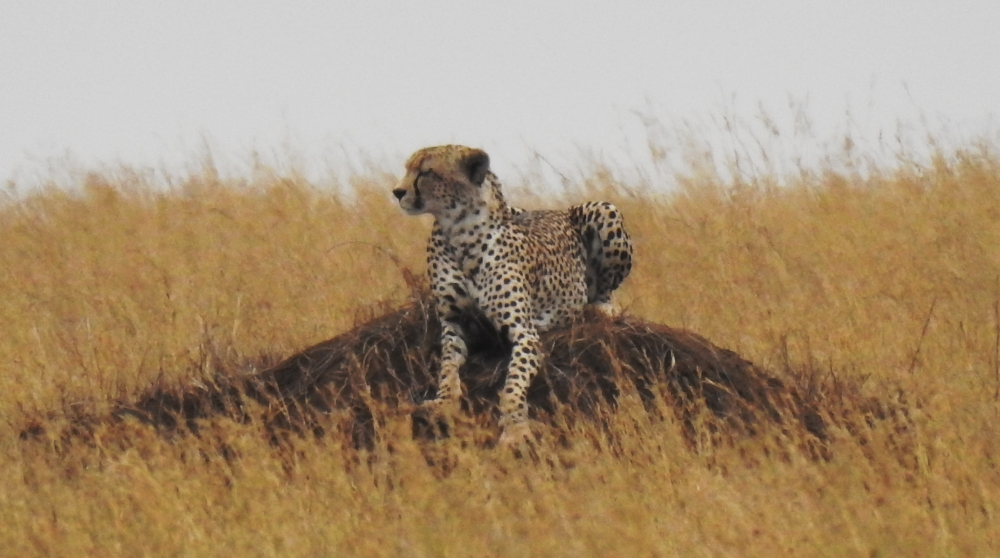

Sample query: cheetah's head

[392,145,491,217]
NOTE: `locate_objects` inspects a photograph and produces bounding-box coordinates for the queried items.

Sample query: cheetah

[392,145,633,446]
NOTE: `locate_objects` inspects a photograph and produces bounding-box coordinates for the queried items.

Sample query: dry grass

[2,134,999,556]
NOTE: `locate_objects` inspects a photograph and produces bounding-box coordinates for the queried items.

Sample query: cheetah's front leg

[415,316,467,437]
[434,318,467,407]
[423,230,470,417]
[497,324,542,448]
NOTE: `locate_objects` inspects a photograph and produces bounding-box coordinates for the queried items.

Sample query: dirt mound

[100,293,828,450]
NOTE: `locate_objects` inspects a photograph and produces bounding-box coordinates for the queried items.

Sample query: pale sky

[2,1,999,186]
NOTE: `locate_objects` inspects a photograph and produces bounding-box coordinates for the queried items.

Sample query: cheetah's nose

[392,188,406,200]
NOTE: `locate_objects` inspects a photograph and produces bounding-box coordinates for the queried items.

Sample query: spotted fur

[392,145,633,444]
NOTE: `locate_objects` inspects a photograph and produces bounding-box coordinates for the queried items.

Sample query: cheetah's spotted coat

[392,145,632,445]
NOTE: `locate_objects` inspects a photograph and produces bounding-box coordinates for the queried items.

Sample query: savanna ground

[1,120,999,557]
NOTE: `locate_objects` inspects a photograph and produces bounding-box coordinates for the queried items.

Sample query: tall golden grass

[1,129,998,556]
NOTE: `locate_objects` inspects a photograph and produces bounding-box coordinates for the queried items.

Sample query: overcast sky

[2,1,999,186]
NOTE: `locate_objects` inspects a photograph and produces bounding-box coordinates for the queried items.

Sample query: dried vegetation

[2,130,999,556]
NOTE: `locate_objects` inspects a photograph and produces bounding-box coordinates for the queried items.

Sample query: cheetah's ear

[461,149,490,186]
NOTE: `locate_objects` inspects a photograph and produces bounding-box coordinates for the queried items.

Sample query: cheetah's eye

[415,169,441,185]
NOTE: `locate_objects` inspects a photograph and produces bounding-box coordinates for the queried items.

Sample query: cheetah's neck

[437,173,511,233]
[484,173,515,219]
[434,172,512,275]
